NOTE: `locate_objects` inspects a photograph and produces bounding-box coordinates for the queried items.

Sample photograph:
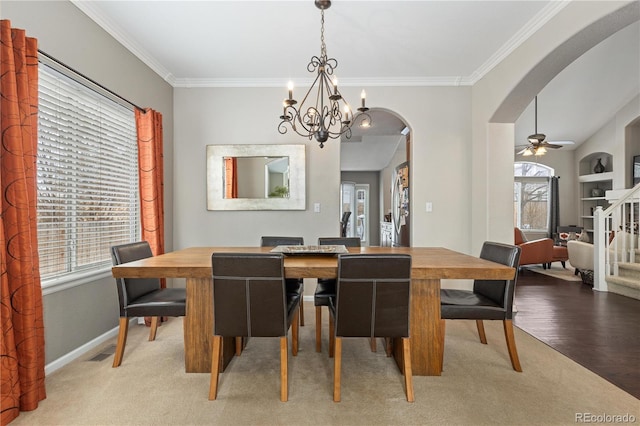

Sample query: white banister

[593,183,640,291]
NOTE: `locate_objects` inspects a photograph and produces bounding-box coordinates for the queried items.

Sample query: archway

[471,1,640,254]
[340,108,410,246]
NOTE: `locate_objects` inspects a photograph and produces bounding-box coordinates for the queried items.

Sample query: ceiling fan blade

[516,147,528,154]
[544,143,562,149]
[547,140,575,145]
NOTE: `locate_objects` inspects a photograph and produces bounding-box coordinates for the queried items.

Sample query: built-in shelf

[578,171,614,183]
[578,153,613,237]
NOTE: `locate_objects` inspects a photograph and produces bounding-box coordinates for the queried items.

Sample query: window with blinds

[37,63,139,282]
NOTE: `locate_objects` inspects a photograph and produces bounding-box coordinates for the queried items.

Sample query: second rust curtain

[135,108,165,282]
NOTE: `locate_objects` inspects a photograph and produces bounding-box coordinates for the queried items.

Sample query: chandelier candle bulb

[288,81,294,100]
[361,90,366,108]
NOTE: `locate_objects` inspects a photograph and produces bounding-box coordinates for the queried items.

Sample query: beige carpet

[525,261,583,282]
[12,303,639,426]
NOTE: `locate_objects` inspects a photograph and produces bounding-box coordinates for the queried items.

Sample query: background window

[514,162,553,232]
[37,63,139,282]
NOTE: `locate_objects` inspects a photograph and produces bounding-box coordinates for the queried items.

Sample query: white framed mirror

[206,144,306,210]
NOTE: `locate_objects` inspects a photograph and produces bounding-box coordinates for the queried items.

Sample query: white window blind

[37,63,139,280]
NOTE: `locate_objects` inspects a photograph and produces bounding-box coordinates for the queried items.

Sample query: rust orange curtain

[224,157,238,198]
[0,20,46,426]
[135,108,165,283]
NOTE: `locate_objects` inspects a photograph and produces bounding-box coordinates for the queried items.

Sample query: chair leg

[112,317,129,368]
[370,337,377,352]
[402,337,415,402]
[333,336,342,402]
[149,316,159,341]
[235,337,243,356]
[476,320,487,344]
[503,320,522,372]
[209,335,222,400]
[299,297,305,326]
[561,261,566,268]
[384,337,392,357]
[292,307,299,356]
[315,306,322,353]
[280,336,288,402]
[329,314,335,358]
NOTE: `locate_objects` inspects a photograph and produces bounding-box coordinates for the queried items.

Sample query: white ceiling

[72,0,640,164]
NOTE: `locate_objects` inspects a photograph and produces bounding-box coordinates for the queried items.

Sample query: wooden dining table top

[111,246,516,281]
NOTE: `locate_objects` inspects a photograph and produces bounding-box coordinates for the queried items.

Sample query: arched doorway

[339,108,410,246]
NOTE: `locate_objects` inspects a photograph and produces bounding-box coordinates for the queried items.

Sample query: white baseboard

[45,318,136,376]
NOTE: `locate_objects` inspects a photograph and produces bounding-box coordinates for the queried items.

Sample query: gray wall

[4,0,174,364]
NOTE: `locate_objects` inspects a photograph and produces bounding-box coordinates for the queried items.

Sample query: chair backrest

[318,237,361,247]
[110,241,161,315]
[472,242,521,319]
[212,253,289,337]
[260,236,304,247]
[334,254,412,338]
[514,227,526,245]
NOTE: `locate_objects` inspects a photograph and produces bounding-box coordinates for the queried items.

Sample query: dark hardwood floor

[513,269,640,399]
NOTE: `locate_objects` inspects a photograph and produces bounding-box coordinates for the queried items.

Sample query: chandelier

[278,0,370,148]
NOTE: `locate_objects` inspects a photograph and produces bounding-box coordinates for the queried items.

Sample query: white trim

[172,76,474,88]
[467,1,570,84]
[70,0,176,86]
[44,318,136,375]
[71,0,568,89]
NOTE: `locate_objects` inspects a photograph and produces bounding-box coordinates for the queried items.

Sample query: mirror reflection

[223,156,290,199]
[206,144,305,211]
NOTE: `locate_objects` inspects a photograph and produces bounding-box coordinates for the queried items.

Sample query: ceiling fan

[516,96,570,156]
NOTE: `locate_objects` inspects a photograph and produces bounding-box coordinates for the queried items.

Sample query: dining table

[111,246,516,375]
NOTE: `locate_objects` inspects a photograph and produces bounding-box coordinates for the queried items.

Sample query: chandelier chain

[277,1,370,148]
[320,10,326,59]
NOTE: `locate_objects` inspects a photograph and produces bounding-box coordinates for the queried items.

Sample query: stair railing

[593,183,640,291]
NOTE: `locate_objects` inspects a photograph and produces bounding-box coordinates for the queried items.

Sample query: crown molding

[72,0,568,89]
[172,76,473,88]
[467,1,570,84]
[70,0,177,86]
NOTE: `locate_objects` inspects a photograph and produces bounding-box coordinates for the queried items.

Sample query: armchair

[514,227,554,269]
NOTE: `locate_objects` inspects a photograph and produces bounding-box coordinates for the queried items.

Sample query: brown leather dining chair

[260,236,305,326]
[110,241,186,368]
[314,237,361,353]
[440,241,523,371]
[209,252,301,402]
[328,253,414,402]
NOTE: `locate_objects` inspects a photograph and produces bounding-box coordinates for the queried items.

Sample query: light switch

[314,203,321,213]
[426,202,433,212]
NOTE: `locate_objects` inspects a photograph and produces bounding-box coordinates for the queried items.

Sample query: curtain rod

[37,49,146,113]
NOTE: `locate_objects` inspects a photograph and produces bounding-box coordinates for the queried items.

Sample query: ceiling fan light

[522,147,533,156]
[535,146,547,155]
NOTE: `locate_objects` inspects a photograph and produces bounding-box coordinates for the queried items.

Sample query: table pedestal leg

[393,278,443,376]
[184,277,235,373]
